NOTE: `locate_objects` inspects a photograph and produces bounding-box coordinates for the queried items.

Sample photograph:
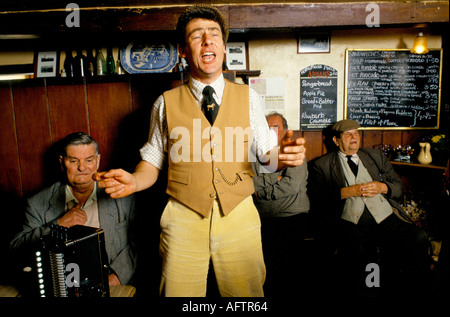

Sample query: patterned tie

[202,85,219,125]
[346,155,358,176]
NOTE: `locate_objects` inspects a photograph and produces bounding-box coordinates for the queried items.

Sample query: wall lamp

[410,32,429,54]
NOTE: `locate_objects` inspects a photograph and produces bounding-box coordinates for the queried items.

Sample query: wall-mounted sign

[226,42,248,71]
[250,77,285,112]
[300,64,338,130]
[345,49,442,129]
[35,51,59,78]
[298,33,330,54]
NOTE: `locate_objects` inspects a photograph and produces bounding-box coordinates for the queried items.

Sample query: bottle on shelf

[85,49,95,77]
[63,49,74,77]
[116,49,125,75]
[175,55,184,72]
[73,49,86,77]
[106,47,115,75]
[95,48,106,76]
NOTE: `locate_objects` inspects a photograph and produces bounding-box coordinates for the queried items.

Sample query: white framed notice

[249,77,286,112]
[298,33,330,54]
[226,42,248,70]
[35,51,59,77]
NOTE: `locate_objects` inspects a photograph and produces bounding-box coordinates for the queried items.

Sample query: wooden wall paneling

[130,74,182,113]
[86,81,133,172]
[361,130,382,149]
[401,130,427,146]
[0,86,23,284]
[0,86,22,198]
[381,130,403,148]
[129,76,161,170]
[45,82,90,185]
[303,131,325,162]
[47,82,89,143]
[12,83,53,196]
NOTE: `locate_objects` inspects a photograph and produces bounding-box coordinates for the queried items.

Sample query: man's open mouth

[202,52,216,62]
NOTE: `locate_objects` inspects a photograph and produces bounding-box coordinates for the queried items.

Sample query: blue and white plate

[120,42,178,73]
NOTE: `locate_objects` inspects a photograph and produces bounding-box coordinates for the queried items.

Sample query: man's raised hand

[278,130,306,168]
[93,169,136,199]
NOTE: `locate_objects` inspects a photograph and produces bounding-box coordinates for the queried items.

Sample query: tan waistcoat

[164,81,255,217]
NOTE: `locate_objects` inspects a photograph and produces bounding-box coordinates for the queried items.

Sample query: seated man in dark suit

[308,119,431,296]
[10,132,136,286]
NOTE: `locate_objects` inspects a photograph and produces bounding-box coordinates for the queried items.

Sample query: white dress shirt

[65,183,99,228]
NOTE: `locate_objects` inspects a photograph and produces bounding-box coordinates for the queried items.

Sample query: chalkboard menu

[345,49,442,129]
[300,64,338,130]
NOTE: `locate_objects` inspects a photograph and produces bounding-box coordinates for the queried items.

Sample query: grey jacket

[252,160,310,217]
[10,181,137,285]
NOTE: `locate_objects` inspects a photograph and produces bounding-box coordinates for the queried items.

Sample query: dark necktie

[346,155,358,176]
[202,86,219,125]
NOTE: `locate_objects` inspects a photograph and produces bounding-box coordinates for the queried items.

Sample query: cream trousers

[159,196,266,297]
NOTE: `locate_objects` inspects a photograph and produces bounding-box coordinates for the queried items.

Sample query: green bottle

[106,47,115,75]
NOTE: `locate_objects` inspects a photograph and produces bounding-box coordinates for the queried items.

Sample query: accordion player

[34,224,110,297]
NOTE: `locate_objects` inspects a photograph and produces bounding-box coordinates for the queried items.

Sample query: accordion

[35,224,110,297]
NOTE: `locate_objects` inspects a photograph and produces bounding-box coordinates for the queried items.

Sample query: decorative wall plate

[120,42,178,73]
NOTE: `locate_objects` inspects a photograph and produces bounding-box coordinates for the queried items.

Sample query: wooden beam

[0,2,448,35]
[227,2,449,29]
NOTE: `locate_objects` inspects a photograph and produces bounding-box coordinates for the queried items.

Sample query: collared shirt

[337,151,359,166]
[140,74,277,169]
[65,183,99,228]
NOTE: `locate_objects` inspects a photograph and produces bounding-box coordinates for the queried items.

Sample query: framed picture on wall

[298,33,330,54]
[34,51,59,78]
[226,42,248,70]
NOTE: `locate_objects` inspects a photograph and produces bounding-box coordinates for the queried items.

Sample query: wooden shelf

[390,160,447,170]
[0,70,261,86]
